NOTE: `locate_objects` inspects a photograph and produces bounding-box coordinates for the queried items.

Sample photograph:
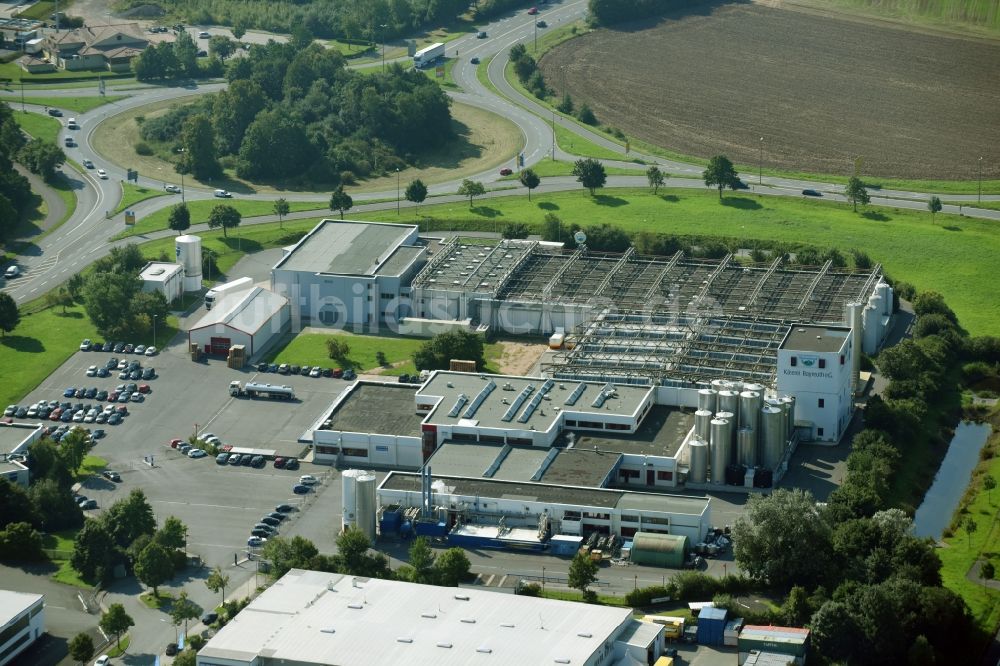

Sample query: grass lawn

[106,635,131,658]
[0,61,134,82]
[50,174,77,227]
[77,455,108,481]
[114,183,169,215]
[114,199,325,239]
[52,558,91,588]
[13,0,54,20]
[140,591,174,609]
[0,303,99,407]
[23,96,127,114]
[539,588,629,607]
[421,58,459,90]
[937,417,1000,651]
[41,529,78,555]
[12,111,61,143]
[264,330,502,375]
[365,187,1000,336]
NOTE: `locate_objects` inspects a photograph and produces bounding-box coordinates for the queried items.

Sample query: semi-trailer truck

[205,277,253,310]
[229,381,295,400]
[413,42,445,68]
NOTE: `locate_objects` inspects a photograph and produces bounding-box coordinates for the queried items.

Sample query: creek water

[912,421,993,540]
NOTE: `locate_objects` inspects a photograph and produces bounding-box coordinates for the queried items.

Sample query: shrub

[518,582,541,597]
[339,170,356,185]
[670,571,719,601]
[625,585,672,607]
[577,103,597,125]
[134,142,153,156]
[187,634,206,650]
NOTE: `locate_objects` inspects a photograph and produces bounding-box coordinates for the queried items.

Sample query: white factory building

[139,261,184,304]
[197,569,666,666]
[187,286,290,357]
[0,423,44,488]
[271,220,426,328]
[0,590,44,666]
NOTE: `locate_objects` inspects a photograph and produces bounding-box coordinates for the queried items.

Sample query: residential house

[40,23,149,72]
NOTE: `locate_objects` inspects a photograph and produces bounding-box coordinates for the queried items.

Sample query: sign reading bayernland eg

[784,356,834,379]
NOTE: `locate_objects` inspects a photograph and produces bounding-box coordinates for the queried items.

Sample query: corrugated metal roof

[188,287,287,336]
[741,625,810,641]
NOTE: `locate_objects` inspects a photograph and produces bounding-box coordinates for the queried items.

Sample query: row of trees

[0,103,56,242]
[141,37,452,187]
[132,30,222,81]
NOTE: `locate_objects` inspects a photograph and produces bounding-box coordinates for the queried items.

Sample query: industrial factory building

[197,569,666,666]
[186,287,290,357]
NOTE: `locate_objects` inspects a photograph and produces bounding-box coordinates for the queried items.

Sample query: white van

[213,189,232,198]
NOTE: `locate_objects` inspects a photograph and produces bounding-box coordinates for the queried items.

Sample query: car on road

[82,159,94,168]
[802,189,822,197]
[292,484,310,494]
[47,108,63,117]
[80,339,92,351]
[499,167,512,176]
[199,31,210,38]
[276,503,293,513]
[102,470,121,482]
[97,169,108,179]
[536,19,547,27]
[213,189,232,198]
[66,118,78,129]
[164,184,181,193]
[95,655,110,665]
[64,136,74,147]
[470,56,480,64]
[527,6,538,14]
[477,31,487,38]
[4,265,19,278]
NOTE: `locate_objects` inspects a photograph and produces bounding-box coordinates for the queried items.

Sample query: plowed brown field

[539,3,1000,179]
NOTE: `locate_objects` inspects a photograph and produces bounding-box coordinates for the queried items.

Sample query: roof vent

[437,642,453,649]
[348,603,364,610]
[555,660,571,664]
[477,647,493,654]
[500,623,515,628]
[421,613,437,619]
[397,637,413,643]
[454,594,470,601]
[461,618,476,624]
[320,628,336,634]
[577,632,592,638]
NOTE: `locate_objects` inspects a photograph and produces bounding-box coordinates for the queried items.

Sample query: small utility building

[629,532,688,568]
[140,262,183,304]
[187,287,289,357]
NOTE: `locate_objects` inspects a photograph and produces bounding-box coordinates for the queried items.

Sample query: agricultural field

[539,3,1000,180]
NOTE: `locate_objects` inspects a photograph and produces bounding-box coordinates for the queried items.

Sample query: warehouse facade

[187,287,290,357]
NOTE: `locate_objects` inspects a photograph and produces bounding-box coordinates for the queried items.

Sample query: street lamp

[396,167,400,214]
[152,314,158,348]
[380,24,388,73]
[759,136,764,185]
[979,156,983,204]
[542,566,546,590]
[177,147,187,203]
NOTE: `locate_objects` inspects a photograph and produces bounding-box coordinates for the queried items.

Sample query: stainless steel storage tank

[737,427,756,467]
[761,406,784,470]
[697,388,718,413]
[779,395,796,437]
[695,410,713,440]
[710,418,731,484]
[689,438,709,484]
[739,391,762,432]
[718,390,739,420]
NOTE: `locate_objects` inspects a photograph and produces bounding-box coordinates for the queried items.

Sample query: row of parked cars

[256,362,357,380]
[7,396,131,425]
[30,423,105,444]
[80,339,158,356]
[86,357,156,382]
[247,503,296,547]
[214,451,301,470]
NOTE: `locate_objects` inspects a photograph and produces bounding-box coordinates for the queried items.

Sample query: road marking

[154,500,274,510]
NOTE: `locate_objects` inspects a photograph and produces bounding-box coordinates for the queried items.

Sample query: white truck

[205,277,253,310]
[229,381,295,400]
[413,42,445,69]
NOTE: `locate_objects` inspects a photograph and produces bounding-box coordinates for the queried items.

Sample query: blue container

[697,607,728,646]
[400,521,412,538]
[414,521,448,537]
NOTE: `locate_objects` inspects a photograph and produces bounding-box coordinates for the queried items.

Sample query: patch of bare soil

[495,340,547,376]
[539,3,1000,179]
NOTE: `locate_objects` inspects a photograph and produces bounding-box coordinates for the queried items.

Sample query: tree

[232,21,247,40]
[0,292,20,336]
[66,273,85,302]
[208,204,241,238]
[99,604,134,651]
[0,521,44,561]
[731,488,832,589]
[964,516,977,548]
[0,479,35,530]
[332,528,391,578]
[702,155,740,200]
[927,195,942,222]
[907,635,936,666]
[329,186,353,220]
[518,168,540,201]
[179,114,221,181]
[45,287,73,313]
[782,586,811,626]
[985,475,997,505]
[68,632,94,665]
[502,222,529,239]
[208,35,236,60]
[72,519,117,582]
[168,203,190,234]
[135,542,174,596]
[646,165,665,194]
[810,601,859,662]
[845,176,870,212]
[405,179,427,211]
[413,329,486,371]
[105,488,157,551]
[206,566,230,604]
[568,550,598,595]
[172,649,197,666]
[457,179,485,207]
[18,139,66,181]
[434,548,471,587]
[59,428,89,473]
[406,537,437,584]
[541,212,563,243]
[155,516,188,551]
[557,92,574,114]
[273,198,289,229]
[572,158,606,195]
[325,337,350,361]
[576,102,597,125]
[29,478,83,531]
[170,590,201,639]
[262,535,320,578]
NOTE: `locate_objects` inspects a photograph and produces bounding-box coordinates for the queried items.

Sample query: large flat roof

[419,372,652,433]
[0,590,42,625]
[322,382,423,437]
[377,245,424,276]
[139,262,182,282]
[428,442,551,482]
[198,569,633,666]
[188,287,287,336]
[0,424,38,455]
[572,406,693,458]
[381,472,710,516]
[275,219,418,275]
[780,325,850,353]
[540,449,620,487]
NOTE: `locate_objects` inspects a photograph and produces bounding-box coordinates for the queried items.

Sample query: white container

[175,234,203,292]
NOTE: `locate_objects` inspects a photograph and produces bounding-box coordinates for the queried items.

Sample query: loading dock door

[647,469,655,486]
[210,337,232,355]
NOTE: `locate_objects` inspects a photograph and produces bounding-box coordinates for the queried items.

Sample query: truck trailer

[413,42,445,68]
[205,277,254,310]
[229,381,295,400]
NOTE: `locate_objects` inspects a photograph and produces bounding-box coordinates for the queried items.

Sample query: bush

[187,634,206,650]
[577,103,597,125]
[518,582,541,597]
[134,142,154,156]
[339,170,356,185]
[670,571,719,601]
[625,585,673,607]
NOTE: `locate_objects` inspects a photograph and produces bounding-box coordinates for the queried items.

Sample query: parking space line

[154,500,273,510]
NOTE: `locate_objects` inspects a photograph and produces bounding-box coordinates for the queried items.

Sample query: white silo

[846,302,864,396]
[737,427,756,467]
[356,472,378,542]
[761,406,785,470]
[175,235,203,292]
[877,281,892,316]
[342,469,361,533]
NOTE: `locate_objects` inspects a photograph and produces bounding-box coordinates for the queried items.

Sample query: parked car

[257,362,268,372]
[253,523,276,534]
[277,364,290,374]
[80,339,92,351]
[80,499,97,510]
[179,444,192,455]
[216,453,229,464]
[250,455,265,468]
[201,611,218,625]
[84,387,97,398]
[342,369,357,381]
[166,642,178,656]
[289,365,300,375]
[142,368,155,380]
[145,346,158,356]
[267,512,286,522]
[92,429,106,439]
[123,344,134,354]
[135,345,146,354]
[332,368,344,378]
[86,365,98,376]
[299,365,311,376]
[275,503,293,513]
[273,457,286,469]
[95,655,110,665]
[292,484,310,494]
[322,367,333,377]
[251,527,271,538]
[309,366,321,377]
[268,363,278,372]
[299,475,317,485]
[188,448,206,458]
[138,384,150,394]
[247,536,266,547]
[3,405,16,416]
[108,413,122,425]
[130,393,144,403]
[97,368,110,378]
[198,31,210,38]
[113,342,125,353]
[228,454,242,465]
[284,458,299,470]
[261,516,281,527]
[102,342,114,352]
[63,387,76,397]
[102,470,121,482]
[96,390,108,401]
